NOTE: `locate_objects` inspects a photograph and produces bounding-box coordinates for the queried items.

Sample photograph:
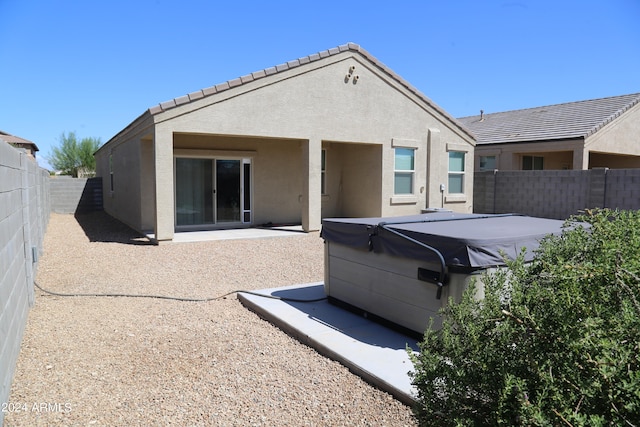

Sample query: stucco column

[153,127,175,242]
[301,138,322,232]
[573,148,589,170]
[426,128,443,209]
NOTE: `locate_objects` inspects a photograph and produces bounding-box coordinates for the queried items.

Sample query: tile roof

[146,42,472,140]
[458,93,640,145]
[0,130,39,151]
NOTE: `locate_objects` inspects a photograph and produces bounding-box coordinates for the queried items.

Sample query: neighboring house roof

[0,130,40,152]
[141,42,473,141]
[458,93,640,145]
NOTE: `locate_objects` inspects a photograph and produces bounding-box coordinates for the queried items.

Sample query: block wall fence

[50,176,103,214]
[474,168,640,219]
[0,142,50,423]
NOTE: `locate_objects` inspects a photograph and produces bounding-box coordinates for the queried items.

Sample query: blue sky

[1,0,638,170]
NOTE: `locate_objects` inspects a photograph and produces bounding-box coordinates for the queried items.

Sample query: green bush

[48,131,101,177]
[409,209,640,426]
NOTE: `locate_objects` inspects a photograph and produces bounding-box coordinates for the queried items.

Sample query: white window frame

[393,147,416,195]
[448,151,465,194]
[242,158,252,224]
[444,143,469,203]
[390,139,419,204]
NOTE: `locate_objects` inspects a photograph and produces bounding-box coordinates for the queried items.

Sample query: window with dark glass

[394,148,415,194]
[448,151,465,193]
[523,155,544,170]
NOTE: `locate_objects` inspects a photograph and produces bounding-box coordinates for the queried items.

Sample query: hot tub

[320,212,568,335]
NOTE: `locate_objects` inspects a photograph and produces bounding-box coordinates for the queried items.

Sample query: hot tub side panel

[324,241,484,333]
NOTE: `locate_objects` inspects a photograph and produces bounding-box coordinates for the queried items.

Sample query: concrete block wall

[472,170,496,214]
[475,168,640,219]
[587,168,608,209]
[0,141,49,424]
[50,176,102,214]
[605,169,640,211]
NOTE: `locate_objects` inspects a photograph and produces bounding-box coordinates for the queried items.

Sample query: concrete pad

[238,282,419,405]
[146,225,305,243]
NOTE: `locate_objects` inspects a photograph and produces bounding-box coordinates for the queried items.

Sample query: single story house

[0,130,39,160]
[95,43,475,243]
[458,92,640,171]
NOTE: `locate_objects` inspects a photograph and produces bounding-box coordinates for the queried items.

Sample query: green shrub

[48,131,101,177]
[409,209,640,426]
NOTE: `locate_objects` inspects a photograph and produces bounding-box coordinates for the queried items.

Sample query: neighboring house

[0,130,39,160]
[95,43,475,243]
[458,93,640,171]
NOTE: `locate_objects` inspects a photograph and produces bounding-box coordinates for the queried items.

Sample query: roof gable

[146,42,473,141]
[458,93,640,145]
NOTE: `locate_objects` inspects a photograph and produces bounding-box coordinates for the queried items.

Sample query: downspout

[603,167,608,209]
[493,168,498,214]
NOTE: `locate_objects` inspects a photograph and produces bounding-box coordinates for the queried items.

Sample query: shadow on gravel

[74,211,154,245]
[272,285,421,351]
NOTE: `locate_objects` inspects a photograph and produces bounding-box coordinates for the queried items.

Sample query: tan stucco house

[459,93,640,171]
[95,43,475,243]
[0,130,39,160]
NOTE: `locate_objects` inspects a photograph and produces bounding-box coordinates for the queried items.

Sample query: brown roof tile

[240,74,254,84]
[148,105,163,115]
[202,86,217,96]
[252,69,267,79]
[188,90,205,101]
[458,93,640,145]
[228,77,243,88]
[215,82,230,92]
[160,99,176,110]
[0,130,39,151]
[174,95,190,106]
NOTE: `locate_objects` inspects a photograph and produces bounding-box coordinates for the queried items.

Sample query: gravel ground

[5,212,416,426]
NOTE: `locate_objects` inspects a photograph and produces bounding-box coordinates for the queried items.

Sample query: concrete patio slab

[237,282,419,405]
[146,225,305,243]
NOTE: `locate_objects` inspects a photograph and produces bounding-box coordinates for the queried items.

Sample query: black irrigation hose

[34,281,328,303]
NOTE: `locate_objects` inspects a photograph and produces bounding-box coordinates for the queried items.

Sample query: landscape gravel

[4,212,417,426]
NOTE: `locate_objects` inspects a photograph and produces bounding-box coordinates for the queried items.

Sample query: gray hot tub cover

[321,213,578,269]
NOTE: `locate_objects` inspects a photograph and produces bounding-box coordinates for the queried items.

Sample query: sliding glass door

[175,158,214,226]
[175,157,250,228]
[215,159,240,223]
